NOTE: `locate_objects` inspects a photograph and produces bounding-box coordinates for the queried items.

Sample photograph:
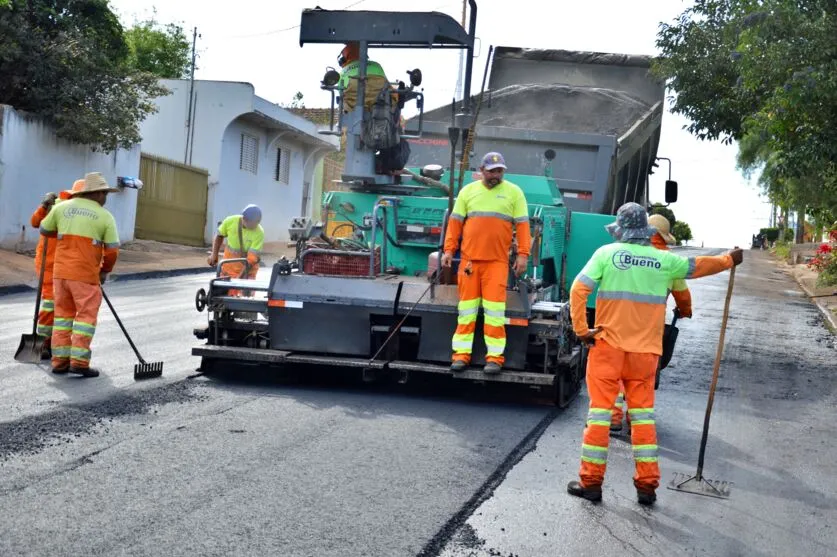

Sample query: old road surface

[1,249,835,556]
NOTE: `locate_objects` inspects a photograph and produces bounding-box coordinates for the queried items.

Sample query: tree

[283,91,305,109]
[124,15,191,79]
[672,221,693,245]
[655,1,837,243]
[649,203,676,226]
[0,0,169,152]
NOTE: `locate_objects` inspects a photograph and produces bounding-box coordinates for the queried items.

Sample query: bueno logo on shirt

[63,207,99,220]
[612,250,661,271]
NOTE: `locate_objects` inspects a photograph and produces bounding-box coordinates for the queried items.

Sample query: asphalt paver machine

[192,2,622,406]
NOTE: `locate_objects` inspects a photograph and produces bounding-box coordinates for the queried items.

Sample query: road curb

[787,269,837,334]
[0,267,211,298]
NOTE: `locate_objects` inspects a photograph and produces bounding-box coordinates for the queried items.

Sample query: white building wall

[140,79,338,243]
[217,118,309,243]
[0,105,140,250]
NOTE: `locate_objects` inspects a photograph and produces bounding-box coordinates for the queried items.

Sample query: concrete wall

[0,105,140,250]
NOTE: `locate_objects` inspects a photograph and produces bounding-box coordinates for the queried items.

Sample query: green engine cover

[318,170,614,309]
[564,212,616,308]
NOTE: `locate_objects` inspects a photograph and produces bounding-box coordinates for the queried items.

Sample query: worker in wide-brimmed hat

[207,204,265,296]
[39,172,121,378]
[610,212,694,433]
[28,178,85,360]
[566,202,742,506]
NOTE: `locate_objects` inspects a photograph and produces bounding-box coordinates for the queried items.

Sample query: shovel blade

[134,361,163,380]
[14,334,47,364]
[667,472,732,499]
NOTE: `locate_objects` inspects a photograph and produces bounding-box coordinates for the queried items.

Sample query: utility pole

[454,0,466,102]
[185,26,199,164]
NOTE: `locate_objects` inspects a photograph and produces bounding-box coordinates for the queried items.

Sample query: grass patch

[772,240,791,261]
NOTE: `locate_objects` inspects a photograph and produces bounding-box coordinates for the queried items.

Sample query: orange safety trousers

[579,339,660,491]
[51,279,102,370]
[452,260,508,365]
[220,246,259,297]
[611,380,631,427]
[37,276,55,346]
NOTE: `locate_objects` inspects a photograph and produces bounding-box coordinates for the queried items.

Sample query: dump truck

[191,2,680,406]
[405,46,671,215]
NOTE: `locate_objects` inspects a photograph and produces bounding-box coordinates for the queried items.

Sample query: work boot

[637,489,657,506]
[69,366,100,378]
[41,347,52,361]
[610,422,623,433]
[51,365,69,375]
[567,481,602,502]
[450,360,468,373]
[483,362,501,375]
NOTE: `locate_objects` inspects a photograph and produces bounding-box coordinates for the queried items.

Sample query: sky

[109,0,772,249]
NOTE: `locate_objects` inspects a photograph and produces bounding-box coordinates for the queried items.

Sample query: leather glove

[729,248,743,266]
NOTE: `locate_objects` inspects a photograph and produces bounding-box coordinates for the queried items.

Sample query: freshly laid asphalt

[0,249,834,556]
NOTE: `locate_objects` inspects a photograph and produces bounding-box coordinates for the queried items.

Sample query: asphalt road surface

[1,249,835,556]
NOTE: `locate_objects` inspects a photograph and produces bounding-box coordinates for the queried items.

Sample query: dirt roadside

[0,239,296,295]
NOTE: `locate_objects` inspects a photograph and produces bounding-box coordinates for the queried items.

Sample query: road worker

[441,152,531,375]
[337,41,392,114]
[39,172,121,378]
[567,202,742,505]
[610,213,693,432]
[207,204,265,296]
[29,179,85,359]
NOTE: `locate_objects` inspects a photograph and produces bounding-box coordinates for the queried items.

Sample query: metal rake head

[667,472,733,499]
[134,361,164,380]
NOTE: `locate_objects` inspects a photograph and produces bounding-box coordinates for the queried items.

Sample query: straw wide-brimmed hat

[70,172,120,196]
[648,213,677,245]
[59,179,86,200]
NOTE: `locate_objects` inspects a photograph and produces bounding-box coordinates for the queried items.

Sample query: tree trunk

[795,207,806,244]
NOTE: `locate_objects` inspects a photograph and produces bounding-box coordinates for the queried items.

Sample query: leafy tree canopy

[0,0,172,152]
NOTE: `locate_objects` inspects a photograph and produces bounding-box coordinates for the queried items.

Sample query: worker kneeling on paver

[441,152,531,375]
[207,204,265,296]
[29,179,85,360]
[39,173,121,378]
[567,202,742,505]
[611,213,693,432]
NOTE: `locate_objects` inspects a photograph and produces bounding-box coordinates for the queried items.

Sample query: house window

[275,147,291,184]
[240,133,258,174]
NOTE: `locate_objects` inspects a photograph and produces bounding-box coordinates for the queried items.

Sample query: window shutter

[240,134,258,174]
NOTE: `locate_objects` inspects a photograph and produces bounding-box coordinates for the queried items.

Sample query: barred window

[275,147,291,184]
[240,133,258,174]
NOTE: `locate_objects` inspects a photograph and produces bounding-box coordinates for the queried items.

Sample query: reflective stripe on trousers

[451,260,509,365]
[579,339,660,491]
[51,278,102,370]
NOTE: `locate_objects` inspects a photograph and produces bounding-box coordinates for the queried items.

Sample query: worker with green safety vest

[566,202,743,506]
[337,41,393,114]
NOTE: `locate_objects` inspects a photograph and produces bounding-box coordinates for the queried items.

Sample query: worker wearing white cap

[208,204,265,295]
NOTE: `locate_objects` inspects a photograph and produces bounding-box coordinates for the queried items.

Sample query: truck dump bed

[405,46,666,214]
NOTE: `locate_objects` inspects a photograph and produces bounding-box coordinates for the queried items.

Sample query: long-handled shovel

[14,236,49,363]
[100,286,163,380]
[668,265,736,499]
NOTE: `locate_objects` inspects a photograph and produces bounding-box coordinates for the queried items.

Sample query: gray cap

[605,202,656,241]
[242,204,262,223]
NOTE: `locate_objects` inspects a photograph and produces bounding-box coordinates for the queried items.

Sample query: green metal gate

[136,153,209,247]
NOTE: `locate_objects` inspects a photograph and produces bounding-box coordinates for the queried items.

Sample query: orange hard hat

[59,179,85,200]
[338,42,359,67]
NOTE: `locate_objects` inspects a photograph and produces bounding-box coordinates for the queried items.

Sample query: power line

[219,0,371,40]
